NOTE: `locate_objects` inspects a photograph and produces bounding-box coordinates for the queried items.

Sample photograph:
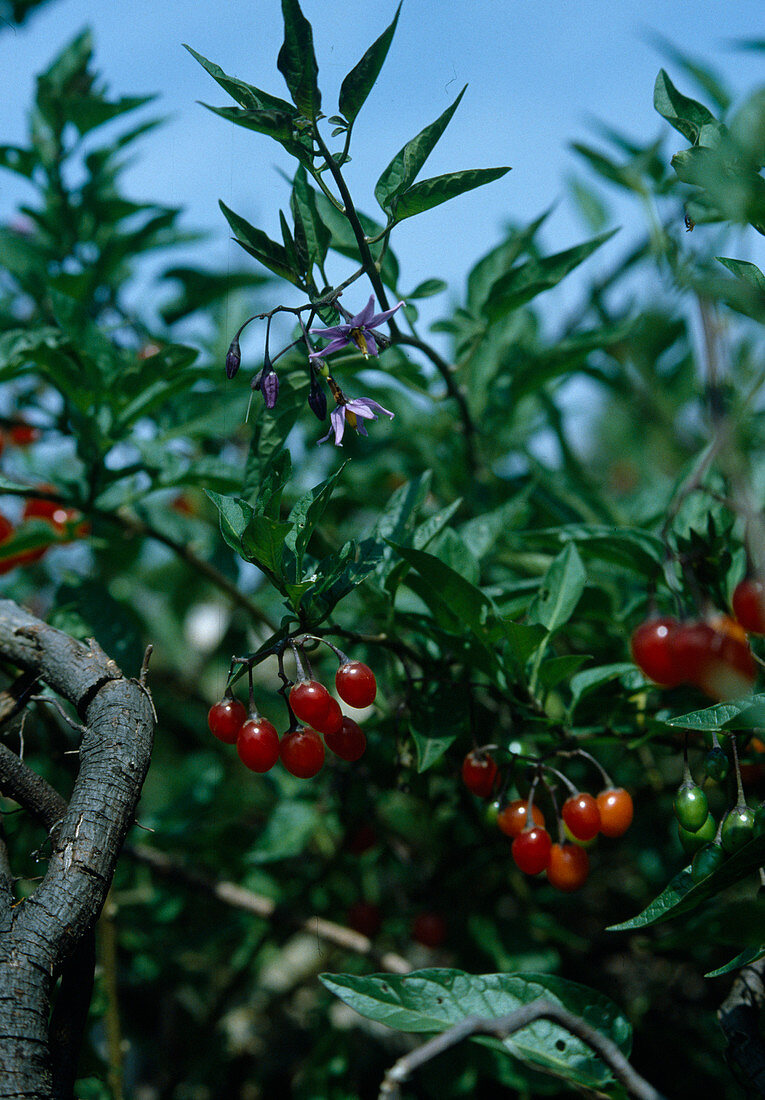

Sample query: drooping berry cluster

[463,748,633,892]
[630,612,757,700]
[207,636,377,780]
[674,732,765,884]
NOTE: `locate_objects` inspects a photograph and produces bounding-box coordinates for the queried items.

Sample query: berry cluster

[631,607,758,700]
[463,748,633,892]
[674,734,765,884]
[0,488,88,574]
[208,639,377,780]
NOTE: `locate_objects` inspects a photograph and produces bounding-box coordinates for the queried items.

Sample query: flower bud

[261,369,279,409]
[225,336,241,379]
[308,375,327,420]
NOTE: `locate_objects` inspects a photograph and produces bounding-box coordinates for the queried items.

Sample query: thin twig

[379,999,665,1100]
[128,843,411,975]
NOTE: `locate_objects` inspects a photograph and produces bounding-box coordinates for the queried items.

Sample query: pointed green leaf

[527,544,586,632]
[241,513,293,576]
[374,86,467,212]
[277,0,321,118]
[485,230,618,321]
[205,490,254,555]
[219,200,301,284]
[338,3,401,124]
[609,832,765,931]
[291,166,330,267]
[654,68,717,144]
[201,103,295,143]
[716,256,765,291]
[284,462,347,572]
[665,694,765,732]
[184,45,297,114]
[320,969,631,1090]
[706,943,765,978]
[394,166,510,221]
[568,664,642,717]
[408,278,447,299]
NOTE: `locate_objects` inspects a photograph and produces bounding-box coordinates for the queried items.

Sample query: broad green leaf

[654,68,717,145]
[568,664,643,716]
[184,45,297,115]
[503,621,548,667]
[320,969,631,1090]
[665,694,765,732]
[716,256,765,292]
[252,449,292,519]
[609,832,765,931]
[706,943,765,978]
[202,103,296,144]
[536,654,590,690]
[410,728,458,772]
[338,3,401,125]
[219,200,301,285]
[408,683,469,773]
[284,462,347,572]
[485,230,617,321]
[204,490,254,555]
[466,208,552,317]
[291,166,330,268]
[394,166,510,221]
[527,544,586,632]
[243,370,308,497]
[249,801,321,863]
[408,278,447,299]
[277,0,321,118]
[374,86,467,212]
[241,513,293,576]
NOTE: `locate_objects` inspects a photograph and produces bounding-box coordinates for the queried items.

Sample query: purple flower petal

[350,296,377,328]
[318,406,347,446]
[363,332,379,356]
[310,335,352,358]
[366,300,405,328]
[310,321,351,339]
[346,397,394,420]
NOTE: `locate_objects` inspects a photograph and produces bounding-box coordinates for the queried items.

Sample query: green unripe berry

[678,812,716,856]
[704,747,729,783]
[754,802,765,838]
[691,844,725,883]
[674,783,708,833]
[721,806,756,854]
[485,799,501,827]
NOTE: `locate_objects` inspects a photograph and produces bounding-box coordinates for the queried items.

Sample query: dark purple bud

[251,368,263,391]
[308,375,327,421]
[225,335,241,379]
[261,369,279,409]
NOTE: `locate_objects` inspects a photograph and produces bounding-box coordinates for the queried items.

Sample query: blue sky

[2,1,764,326]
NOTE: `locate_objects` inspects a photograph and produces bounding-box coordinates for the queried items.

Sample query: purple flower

[318,397,394,446]
[310,296,404,360]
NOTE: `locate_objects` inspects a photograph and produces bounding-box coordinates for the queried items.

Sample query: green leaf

[394,166,511,221]
[320,969,631,1090]
[243,370,308,497]
[408,278,447,299]
[184,45,298,115]
[284,462,347,574]
[485,230,618,321]
[339,3,401,125]
[204,490,254,556]
[249,801,322,863]
[665,694,765,732]
[242,513,293,576]
[374,86,467,212]
[291,166,330,268]
[654,68,717,145]
[201,103,296,144]
[536,654,590,690]
[408,685,469,773]
[251,449,292,519]
[706,943,765,978]
[716,256,765,292]
[609,832,765,931]
[568,664,642,717]
[277,0,321,118]
[527,544,586,632]
[219,200,301,285]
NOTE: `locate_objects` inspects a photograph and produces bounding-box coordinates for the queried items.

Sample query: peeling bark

[0,600,155,1097]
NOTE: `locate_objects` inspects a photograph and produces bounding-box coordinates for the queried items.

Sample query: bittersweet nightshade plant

[310,296,404,360]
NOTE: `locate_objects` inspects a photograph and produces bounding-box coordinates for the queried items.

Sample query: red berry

[280,727,325,778]
[497,799,545,838]
[9,423,39,446]
[461,750,499,798]
[23,492,75,532]
[511,826,552,875]
[208,698,247,744]
[561,792,601,841]
[324,716,366,762]
[347,901,381,937]
[596,788,633,837]
[335,661,377,709]
[733,579,765,635]
[630,617,682,685]
[289,680,332,727]
[673,619,756,699]
[312,696,343,736]
[411,912,446,947]
[236,717,280,773]
[546,843,589,892]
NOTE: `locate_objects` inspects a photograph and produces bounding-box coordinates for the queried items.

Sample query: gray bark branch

[0,599,155,1098]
